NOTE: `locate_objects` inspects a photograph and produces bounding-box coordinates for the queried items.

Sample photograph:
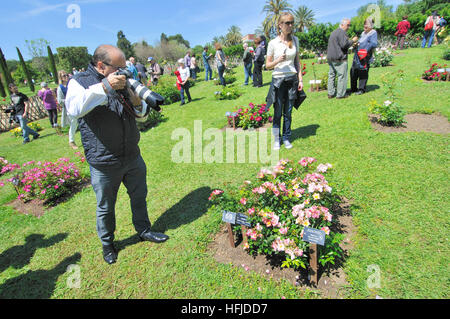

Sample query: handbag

[294,89,307,110]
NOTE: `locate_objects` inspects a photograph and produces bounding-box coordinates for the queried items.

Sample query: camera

[4,106,19,124]
[115,68,164,115]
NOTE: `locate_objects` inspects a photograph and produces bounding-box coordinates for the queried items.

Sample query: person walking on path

[394,16,411,50]
[38,82,62,135]
[202,46,213,81]
[57,70,79,149]
[243,43,254,85]
[7,84,40,145]
[327,18,358,99]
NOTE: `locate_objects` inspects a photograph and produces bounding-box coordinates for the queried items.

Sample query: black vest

[74,64,140,167]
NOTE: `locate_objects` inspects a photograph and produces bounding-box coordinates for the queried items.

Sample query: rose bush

[422,63,449,81]
[209,158,344,271]
[226,103,272,130]
[0,157,86,206]
[372,48,394,68]
[214,86,241,100]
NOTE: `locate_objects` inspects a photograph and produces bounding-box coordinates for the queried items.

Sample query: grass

[0,45,449,299]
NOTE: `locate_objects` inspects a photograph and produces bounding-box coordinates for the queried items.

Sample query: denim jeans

[244,62,253,85]
[180,83,192,104]
[204,64,212,81]
[89,155,151,246]
[218,65,226,86]
[16,115,38,142]
[272,81,294,143]
[422,29,435,48]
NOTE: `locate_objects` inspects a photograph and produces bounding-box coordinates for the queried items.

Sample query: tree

[294,5,315,33]
[167,34,190,48]
[133,41,154,64]
[0,75,5,97]
[56,47,91,73]
[47,46,58,84]
[0,48,13,84]
[25,39,51,81]
[16,47,35,92]
[262,0,293,39]
[117,31,135,59]
[225,26,243,46]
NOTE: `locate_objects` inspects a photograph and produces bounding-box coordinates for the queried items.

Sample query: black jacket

[266,75,307,111]
[74,64,141,167]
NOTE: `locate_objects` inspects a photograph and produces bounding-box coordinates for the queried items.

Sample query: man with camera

[65,44,168,265]
[6,83,40,144]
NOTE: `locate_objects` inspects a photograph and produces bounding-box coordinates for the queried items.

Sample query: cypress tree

[0,55,13,97]
[47,46,58,84]
[0,75,6,97]
[17,47,35,92]
[0,48,13,84]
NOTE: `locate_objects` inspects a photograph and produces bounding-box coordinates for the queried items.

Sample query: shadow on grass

[0,252,81,298]
[291,124,320,142]
[0,233,68,273]
[116,187,212,251]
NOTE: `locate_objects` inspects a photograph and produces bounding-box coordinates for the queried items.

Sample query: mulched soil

[369,113,450,134]
[208,198,356,298]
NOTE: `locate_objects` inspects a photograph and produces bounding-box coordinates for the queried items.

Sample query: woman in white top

[57,70,79,149]
[177,59,192,105]
[190,54,197,80]
[266,12,303,150]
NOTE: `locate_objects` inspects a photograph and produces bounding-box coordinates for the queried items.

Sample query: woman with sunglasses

[265,12,303,150]
[58,70,79,149]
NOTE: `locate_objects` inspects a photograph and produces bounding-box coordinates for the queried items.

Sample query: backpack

[439,17,447,27]
[425,17,434,31]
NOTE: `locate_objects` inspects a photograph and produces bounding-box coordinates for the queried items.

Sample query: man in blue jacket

[66,44,169,265]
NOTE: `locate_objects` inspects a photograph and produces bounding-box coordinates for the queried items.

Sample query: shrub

[422,63,449,81]
[368,99,406,127]
[150,75,180,105]
[214,86,241,100]
[136,109,165,131]
[226,103,272,130]
[443,48,450,61]
[0,158,85,206]
[371,48,394,68]
[10,122,43,138]
[209,158,344,271]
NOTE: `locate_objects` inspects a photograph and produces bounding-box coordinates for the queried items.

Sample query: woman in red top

[394,16,411,50]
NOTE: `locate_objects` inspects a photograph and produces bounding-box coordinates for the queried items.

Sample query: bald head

[92,44,126,76]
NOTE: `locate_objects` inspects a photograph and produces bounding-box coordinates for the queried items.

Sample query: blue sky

[1,0,404,60]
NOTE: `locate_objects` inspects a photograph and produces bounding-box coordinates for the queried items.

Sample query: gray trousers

[328,61,348,98]
[89,155,151,246]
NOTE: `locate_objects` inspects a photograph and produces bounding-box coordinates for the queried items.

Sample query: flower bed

[209,158,344,271]
[0,157,86,206]
[10,122,43,138]
[422,63,449,81]
[226,103,272,130]
[214,86,241,100]
[0,157,9,175]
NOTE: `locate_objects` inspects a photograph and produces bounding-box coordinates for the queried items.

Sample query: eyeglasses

[283,21,295,26]
[103,61,123,71]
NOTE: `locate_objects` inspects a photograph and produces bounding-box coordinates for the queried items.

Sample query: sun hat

[147,57,154,62]
[177,58,184,64]
[40,82,48,88]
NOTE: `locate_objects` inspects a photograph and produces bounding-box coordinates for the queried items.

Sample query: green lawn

[0,45,449,299]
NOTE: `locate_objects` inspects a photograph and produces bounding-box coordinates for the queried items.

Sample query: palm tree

[262,0,293,39]
[294,5,315,33]
[225,25,243,46]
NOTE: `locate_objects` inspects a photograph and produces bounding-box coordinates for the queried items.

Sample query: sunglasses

[283,21,295,26]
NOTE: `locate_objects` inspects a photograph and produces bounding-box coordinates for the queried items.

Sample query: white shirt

[178,66,190,82]
[65,78,147,119]
[267,36,299,78]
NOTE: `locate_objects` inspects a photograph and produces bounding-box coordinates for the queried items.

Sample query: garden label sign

[302,227,326,286]
[222,211,250,248]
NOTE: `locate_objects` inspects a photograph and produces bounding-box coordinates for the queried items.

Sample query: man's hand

[106,74,126,90]
[352,36,359,42]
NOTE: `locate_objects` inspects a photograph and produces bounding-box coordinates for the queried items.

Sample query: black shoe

[33,134,40,140]
[180,102,185,106]
[102,244,117,265]
[328,95,335,99]
[22,139,30,145]
[355,90,365,95]
[139,229,169,243]
[336,95,349,99]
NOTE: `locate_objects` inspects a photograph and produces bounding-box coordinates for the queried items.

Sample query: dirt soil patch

[208,198,356,298]
[5,179,90,218]
[369,113,450,134]
[220,122,273,132]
